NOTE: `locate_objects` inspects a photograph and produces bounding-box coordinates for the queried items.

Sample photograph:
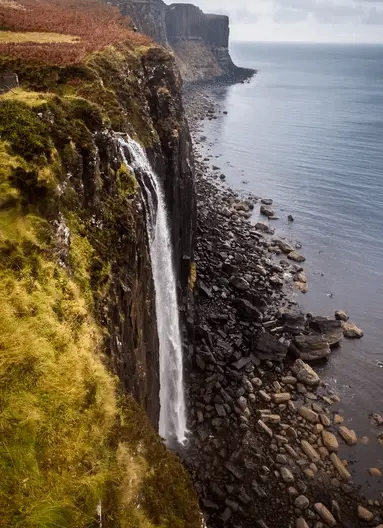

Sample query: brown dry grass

[0,30,79,42]
[0,0,151,64]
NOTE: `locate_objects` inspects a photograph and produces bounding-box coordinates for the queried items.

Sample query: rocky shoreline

[182,86,383,527]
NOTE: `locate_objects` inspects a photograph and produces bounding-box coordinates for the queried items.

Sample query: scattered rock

[281,467,295,483]
[294,495,310,510]
[342,321,363,338]
[301,440,320,462]
[357,505,374,522]
[293,335,331,362]
[292,359,320,386]
[288,251,306,263]
[260,204,275,217]
[299,407,319,423]
[335,310,349,322]
[322,431,339,452]
[330,453,351,481]
[338,426,358,446]
[369,468,382,477]
[253,332,288,362]
[261,198,273,205]
[314,503,337,527]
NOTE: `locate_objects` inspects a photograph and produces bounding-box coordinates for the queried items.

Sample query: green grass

[0,45,202,527]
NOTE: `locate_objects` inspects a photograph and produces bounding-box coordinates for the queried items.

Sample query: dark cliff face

[111,0,253,81]
[0,44,195,428]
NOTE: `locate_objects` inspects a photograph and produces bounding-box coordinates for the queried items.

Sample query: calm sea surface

[198,42,383,492]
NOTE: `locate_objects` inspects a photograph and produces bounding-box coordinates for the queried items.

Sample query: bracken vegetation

[0,0,150,64]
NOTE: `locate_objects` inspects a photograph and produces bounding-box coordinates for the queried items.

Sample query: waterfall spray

[119,136,187,445]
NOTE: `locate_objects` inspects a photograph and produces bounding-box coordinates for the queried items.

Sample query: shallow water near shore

[194,42,383,495]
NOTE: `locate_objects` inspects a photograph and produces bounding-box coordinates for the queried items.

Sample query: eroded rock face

[113,0,254,81]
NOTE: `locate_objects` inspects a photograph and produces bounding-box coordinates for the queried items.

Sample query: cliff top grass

[0,0,150,64]
[0,30,80,43]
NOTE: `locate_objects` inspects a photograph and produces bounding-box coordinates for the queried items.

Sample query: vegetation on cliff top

[0,0,150,64]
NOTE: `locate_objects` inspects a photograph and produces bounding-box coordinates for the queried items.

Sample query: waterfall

[119,136,187,445]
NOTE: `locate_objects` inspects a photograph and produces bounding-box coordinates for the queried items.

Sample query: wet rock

[299,407,319,423]
[370,413,383,426]
[369,467,382,476]
[281,467,295,483]
[342,321,364,338]
[222,262,239,275]
[322,431,339,452]
[293,335,331,361]
[288,251,306,263]
[330,453,351,481]
[357,505,374,522]
[334,414,344,425]
[260,204,275,217]
[255,222,275,234]
[235,298,262,320]
[309,316,343,347]
[288,214,294,222]
[294,495,310,510]
[284,312,306,335]
[272,393,291,404]
[335,310,349,322]
[259,390,271,403]
[296,518,309,528]
[292,359,320,386]
[225,462,244,480]
[274,239,295,254]
[314,503,336,527]
[231,276,250,291]
[253,332,288,362]
[258,419,273,438]
[301,440,320,462]
[338,426,357,446]
[261,198,273,205]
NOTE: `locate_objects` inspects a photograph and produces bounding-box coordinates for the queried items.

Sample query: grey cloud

[214,7,259,23]
[364,6,383,21]
[273,7,308,22]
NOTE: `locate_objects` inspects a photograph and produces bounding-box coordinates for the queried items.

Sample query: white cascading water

[119,136,186,445]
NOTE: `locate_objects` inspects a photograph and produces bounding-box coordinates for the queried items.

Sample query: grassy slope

[0,40,201,528]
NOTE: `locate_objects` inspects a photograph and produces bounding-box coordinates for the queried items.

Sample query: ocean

[198,42,383,492]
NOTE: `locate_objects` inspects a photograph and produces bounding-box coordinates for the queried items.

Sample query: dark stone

[252,331,288,361]
[199,280,212,298]
[225,462,244,480]
[309,316,343,347]
[292,335,331,361]
[234,298,262,320]
[232,357,252,370]
[222,262,239,275]
[230,276,250,291]
[201,499,219,510]
[283,311,306,334]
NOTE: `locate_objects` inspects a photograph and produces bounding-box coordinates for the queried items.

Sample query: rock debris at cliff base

[183,88,382,528]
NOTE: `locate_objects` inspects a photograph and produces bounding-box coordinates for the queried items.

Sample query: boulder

[299,407,319,423]
[295,281,308,294]
[284,312,306,335]
[273,238,294,254]
[252,331,288,362]
[309,316,343,347]
[260,204,275,217]
[342,321,363,338]
[314,503,337,527]
[293,335,331,361]
[230,276,250,291]
[261,198,273,205]
[255,222,275,234]
[288,251,306,263]
[338,426,357,446]
[222,262,239,275]
[301,440,320,462]
[235,298,261,320]
[357,505,374,522]
[292,359,320,386]
[322,431,339,452]
[335,310,349,322]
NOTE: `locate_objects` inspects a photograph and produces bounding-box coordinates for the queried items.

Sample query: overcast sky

[168,0,383,43]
